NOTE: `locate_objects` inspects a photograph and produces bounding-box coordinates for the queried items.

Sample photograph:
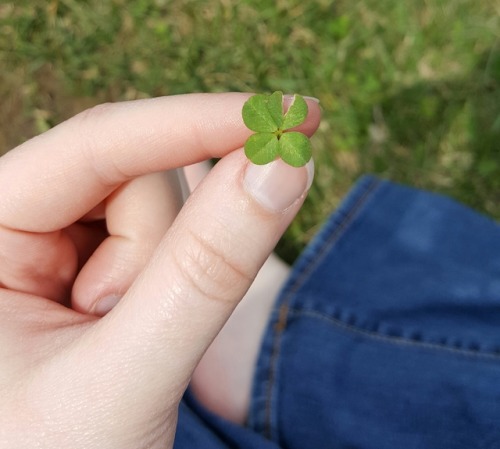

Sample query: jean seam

[262,301,289,440]
[289,308,500,361]
[287,176,382,297]
[262,176,382,441]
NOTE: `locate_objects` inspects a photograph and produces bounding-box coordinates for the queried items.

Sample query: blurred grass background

[1,0,499,262]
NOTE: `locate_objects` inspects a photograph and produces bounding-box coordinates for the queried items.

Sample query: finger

[78,150,314,412]
[71,170,185,315]
[0,93,321,232]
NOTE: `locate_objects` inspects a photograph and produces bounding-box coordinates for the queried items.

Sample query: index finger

[0,93,321,232]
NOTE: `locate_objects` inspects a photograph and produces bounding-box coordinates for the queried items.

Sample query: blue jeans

[175,175,500,448]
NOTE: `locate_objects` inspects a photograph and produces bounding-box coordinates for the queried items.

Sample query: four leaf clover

[242,91,312,167]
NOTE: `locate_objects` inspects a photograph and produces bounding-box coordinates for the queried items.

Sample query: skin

[0,93,320,448]
[185,160,293,424]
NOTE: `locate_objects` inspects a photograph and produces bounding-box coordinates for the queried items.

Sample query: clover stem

[274,128,284,140]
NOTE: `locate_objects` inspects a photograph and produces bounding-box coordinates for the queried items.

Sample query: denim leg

[248,176,500,449]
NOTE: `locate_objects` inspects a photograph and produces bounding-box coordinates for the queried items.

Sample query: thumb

[79,150,313,410]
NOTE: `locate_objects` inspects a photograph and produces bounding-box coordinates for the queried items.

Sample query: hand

[0,93,320,448]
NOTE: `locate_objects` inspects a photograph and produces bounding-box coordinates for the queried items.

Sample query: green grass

[1,0,499,262]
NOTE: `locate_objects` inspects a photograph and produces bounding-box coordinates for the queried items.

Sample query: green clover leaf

[279,132,312,167]
[244,133,279,165]
[242,91,312,167]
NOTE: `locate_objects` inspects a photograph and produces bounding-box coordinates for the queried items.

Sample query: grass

[1,0,499,262]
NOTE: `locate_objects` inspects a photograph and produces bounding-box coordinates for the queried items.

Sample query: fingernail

[284,94,320,104]
[244,158,314,212]
[93,294,122,316]
[303,95,320,103]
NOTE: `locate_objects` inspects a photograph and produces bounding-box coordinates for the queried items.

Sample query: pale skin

[0,93,320,448]
[185,162,293,424]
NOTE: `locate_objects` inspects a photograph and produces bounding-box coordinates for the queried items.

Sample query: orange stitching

[291,308,500,360]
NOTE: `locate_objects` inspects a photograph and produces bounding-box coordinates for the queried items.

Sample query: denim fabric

[175,176,500,448]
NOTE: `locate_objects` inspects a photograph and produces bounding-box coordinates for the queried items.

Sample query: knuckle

[75,102,116,125]
[71,103,129,185]
[174,229,252,305]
